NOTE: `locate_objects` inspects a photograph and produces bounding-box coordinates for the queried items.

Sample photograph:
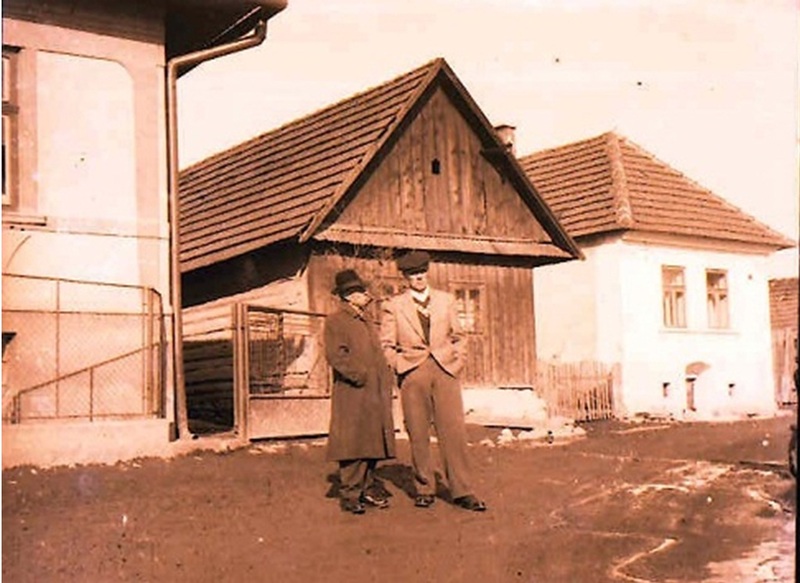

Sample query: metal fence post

[232,303,249,440]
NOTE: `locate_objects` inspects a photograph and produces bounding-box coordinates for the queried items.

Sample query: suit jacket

[324,303,396,462]
[380,288,466,377]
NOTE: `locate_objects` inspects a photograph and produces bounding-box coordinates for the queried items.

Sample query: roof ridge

[604,132,634,228]
[518,131,611,162]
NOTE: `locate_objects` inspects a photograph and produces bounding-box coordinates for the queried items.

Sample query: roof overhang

[2,1,286,60]
[620,229,796,255]
[313,225,576,263]
[166,0,287,61]
[300,60,583,263]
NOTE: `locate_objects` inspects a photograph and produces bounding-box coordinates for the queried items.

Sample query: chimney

[494,124,516,155]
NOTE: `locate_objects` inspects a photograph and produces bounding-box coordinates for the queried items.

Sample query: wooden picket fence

[535,360,618,421]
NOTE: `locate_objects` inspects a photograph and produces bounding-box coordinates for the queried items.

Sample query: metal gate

[233,304,332,439]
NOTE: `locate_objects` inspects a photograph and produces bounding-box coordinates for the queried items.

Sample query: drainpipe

[166,18,268,439]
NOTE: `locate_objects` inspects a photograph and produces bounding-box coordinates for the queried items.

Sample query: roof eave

[618,228,796,253]
[166,0,287,62]
[433,62,583,261]
[299,58,584,261]
[312,225,576,261]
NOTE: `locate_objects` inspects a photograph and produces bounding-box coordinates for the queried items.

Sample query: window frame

[2,46,20,208]
[661,265,687,329]
[705,268,730,329]
[449,282,486,334]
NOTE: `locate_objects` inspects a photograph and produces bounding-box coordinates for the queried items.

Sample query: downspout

[166,18,268,439]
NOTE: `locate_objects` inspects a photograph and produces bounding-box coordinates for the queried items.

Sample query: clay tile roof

[178,58,443,272]
[769,277,799,330]
[518,132,795,249]
[179,58,582,272]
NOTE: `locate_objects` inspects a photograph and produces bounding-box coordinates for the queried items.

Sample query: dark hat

[332,269,368,297]
[396,250,431,275]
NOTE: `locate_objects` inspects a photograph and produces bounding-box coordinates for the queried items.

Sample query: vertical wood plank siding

[308,251,536,389]
[772,328,798,404]
[338,88,547,242]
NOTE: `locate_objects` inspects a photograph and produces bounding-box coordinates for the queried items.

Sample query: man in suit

[324,269,396,514]
[380,251,486,512]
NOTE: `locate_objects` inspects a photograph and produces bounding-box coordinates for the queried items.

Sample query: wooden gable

[179,58,579,273]
[333,86,549,243]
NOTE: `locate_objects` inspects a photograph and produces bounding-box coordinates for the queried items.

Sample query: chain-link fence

[246,306,331,397]
[2,274,166,423]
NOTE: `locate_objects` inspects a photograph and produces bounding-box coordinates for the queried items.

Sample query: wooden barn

[178,58,581,438]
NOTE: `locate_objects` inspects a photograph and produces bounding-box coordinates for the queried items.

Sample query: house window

[706,269,729,329]
[2,47,20,206]
[662,266,686,328]
[451,285,484,333]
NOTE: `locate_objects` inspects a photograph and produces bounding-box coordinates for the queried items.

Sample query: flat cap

[396,250,431,275]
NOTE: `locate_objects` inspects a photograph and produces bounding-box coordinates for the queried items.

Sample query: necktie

[413,296,431,344]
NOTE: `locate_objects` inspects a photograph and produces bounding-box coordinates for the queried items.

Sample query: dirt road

[3,415,795,582]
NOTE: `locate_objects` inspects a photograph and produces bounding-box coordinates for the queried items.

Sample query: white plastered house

[519,132,795,420]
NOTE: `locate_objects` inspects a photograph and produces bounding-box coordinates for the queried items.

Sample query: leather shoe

[414,494,435,508]
[360,492,390,509]
[454,495,486,512]
[340,499,366,514]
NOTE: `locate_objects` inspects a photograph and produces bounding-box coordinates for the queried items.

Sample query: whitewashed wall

[617,241,775,419]
[534,235,777,419]
[1,18,167,291]
[533,244,598,362]
[1,16,173,429]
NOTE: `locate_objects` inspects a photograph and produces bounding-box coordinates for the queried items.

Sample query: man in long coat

[324,268,396,514]
[380,250,486,512]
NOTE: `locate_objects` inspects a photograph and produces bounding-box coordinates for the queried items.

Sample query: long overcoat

[324,302,396,462]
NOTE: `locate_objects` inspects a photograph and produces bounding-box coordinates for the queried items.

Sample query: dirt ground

[2,414,796,582]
